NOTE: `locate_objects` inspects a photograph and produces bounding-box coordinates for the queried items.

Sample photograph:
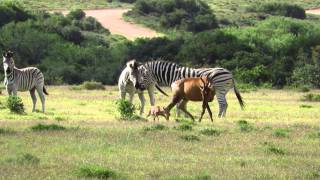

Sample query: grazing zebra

[118,60,168,114]
[2,50,48,112]
[127,60,244,117]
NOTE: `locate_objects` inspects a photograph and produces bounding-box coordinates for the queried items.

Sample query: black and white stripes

[3,51,48,112]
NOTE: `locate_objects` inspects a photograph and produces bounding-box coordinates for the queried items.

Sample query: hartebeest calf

[165,77,215,122]
[147,106,170,121]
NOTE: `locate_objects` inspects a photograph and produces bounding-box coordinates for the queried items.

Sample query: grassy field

[0,86,320,179]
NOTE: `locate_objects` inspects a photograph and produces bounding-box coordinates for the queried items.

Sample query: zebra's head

[126,59,144,90]
[2,50,15,75]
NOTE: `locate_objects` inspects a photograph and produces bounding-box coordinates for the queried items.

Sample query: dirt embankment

[81,8,160,40]
[306,8,320,15]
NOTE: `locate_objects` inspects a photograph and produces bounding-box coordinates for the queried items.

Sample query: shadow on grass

[30,123,67,131]
[6,153,40,165]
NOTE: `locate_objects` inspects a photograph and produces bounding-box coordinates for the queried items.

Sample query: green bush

[248,2,306,19]
[67,9,85,20]
[6,96,24,114]
[131,0,218,32]
[60,25,84,44]
[80,81,105,90]
[174,123,193,131]
[115,99,136,119]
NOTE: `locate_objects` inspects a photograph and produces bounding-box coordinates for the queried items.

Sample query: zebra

[2,50,48,112]
[118,60,168,115]
[127,60,244,117]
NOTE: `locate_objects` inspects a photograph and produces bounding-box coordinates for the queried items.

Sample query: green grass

[76,165,121,179]
[18,0,132,11]
[0,86,320,179]
[301,93,320,102]
[273,128,290,138]
[30,123,66,131]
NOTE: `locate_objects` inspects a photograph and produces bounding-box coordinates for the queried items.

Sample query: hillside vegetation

[0,0,320,88]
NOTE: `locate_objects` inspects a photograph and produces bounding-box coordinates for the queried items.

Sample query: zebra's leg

[147,85,155,106]
[29,87,37,112]
[36,86,46,113]
[128,92,134,103]
[216,92,227,118]
[120,90,126,99]
[138,92,145,115]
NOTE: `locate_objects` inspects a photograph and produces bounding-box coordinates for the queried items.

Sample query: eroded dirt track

[83,8,159,40]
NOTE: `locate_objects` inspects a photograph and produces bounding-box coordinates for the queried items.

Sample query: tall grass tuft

[143,124,168,132]
[301,93,320,102]
[180,134,200,141]
[6,153,40,165]
[76,165,120,179]
[262,142,286,155]
[273,128,290,138]
[7,96,24,114]
[80,81,105,90]
[200,128,222,136]
[0,127,16,135]
[30,123,66,131]
[237,120,253,132]
[174,123,193,131]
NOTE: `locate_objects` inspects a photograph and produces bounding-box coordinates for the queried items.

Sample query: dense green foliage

[247,2,306,19]
[115,99,136,119]
[127,0,218,32]
[6,96,24,113]
[0,2,319,88]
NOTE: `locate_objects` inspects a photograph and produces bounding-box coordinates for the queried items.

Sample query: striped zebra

[2,50,48,112]
[127,60,244,117]
[118,60,168,114]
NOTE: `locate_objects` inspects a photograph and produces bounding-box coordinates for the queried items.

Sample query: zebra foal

[2,50,48,112]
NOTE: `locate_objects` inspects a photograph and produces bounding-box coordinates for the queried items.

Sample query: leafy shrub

[7,96,24,114]
[30,124,66,131]
[115,99,136,120]
[273,128,290,138]
[237,120,253,132]
[308,131,320,139]
[131,0,218,32]
[67,9,85,20]
[297,86,310,92]
[80,81,105,90]
[248,2,306,19]
[200,128,221,136]
[180,134,200,141]
[291,64,320,88]
[76,165,120,179]
[301,93,320,102]
[0,3,31,27]
[60,25,84,44]
[144,124,168,131]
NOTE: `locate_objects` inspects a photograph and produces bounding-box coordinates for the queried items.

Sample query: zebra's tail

[43,86,49,95]
[155,84,169,96]
[233,80,244,109]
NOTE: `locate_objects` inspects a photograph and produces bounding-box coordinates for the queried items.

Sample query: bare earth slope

[83,8,160,40]
[306,8,320,15]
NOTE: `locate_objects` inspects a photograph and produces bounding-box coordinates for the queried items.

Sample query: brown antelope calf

[147,106,170,121]
[165,77,215,122]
